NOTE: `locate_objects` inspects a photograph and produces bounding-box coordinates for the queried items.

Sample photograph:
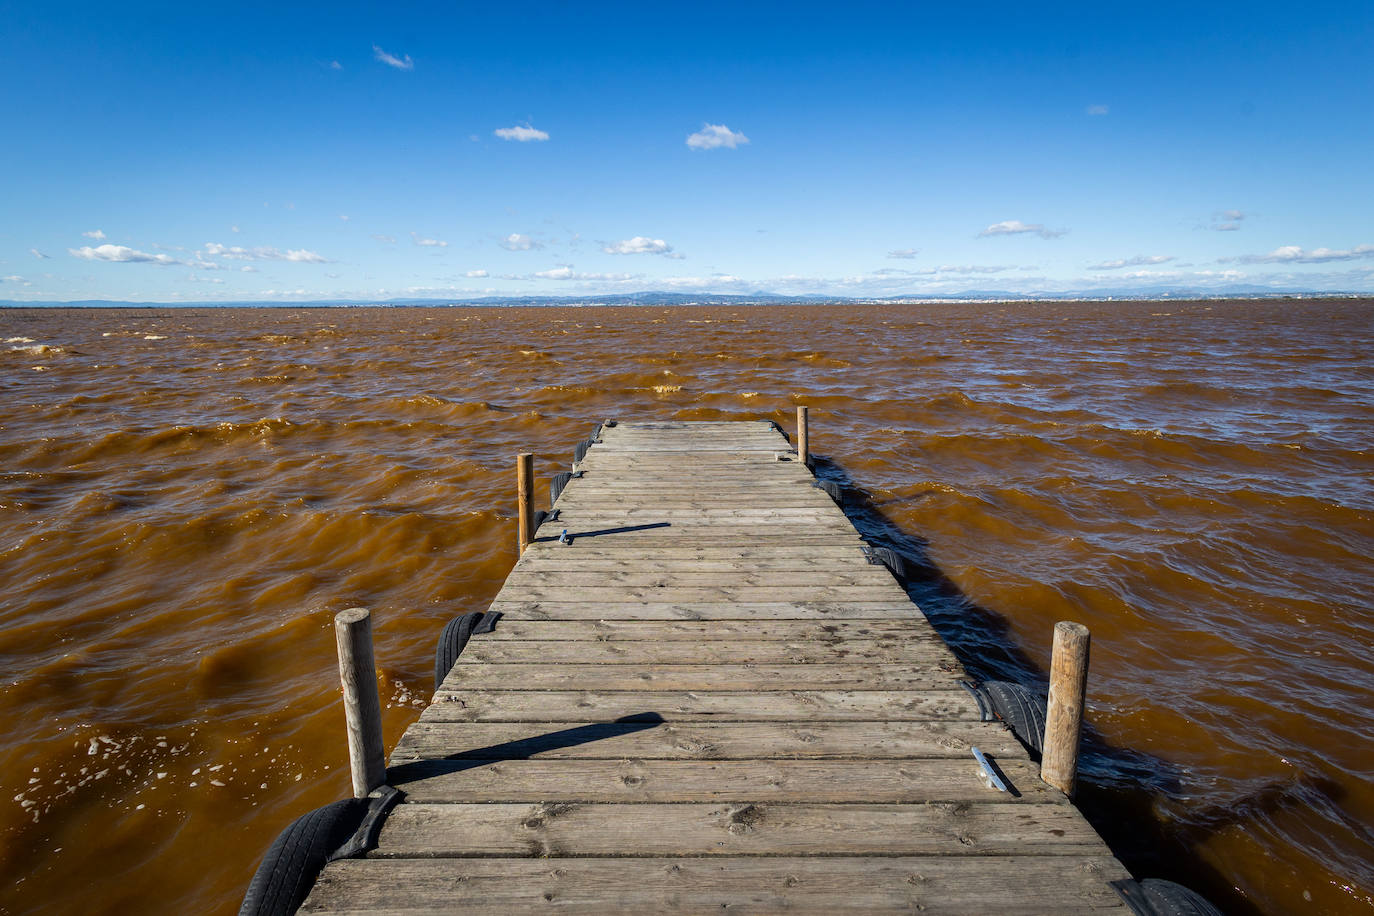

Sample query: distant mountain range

[2,288,1368,308]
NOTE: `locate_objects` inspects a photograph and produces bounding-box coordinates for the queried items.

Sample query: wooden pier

[297,420,1132,913]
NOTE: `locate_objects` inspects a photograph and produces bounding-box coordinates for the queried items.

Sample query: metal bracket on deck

[971,747,1009,793]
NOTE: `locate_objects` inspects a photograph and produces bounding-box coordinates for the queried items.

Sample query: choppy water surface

[1,301,1370,914]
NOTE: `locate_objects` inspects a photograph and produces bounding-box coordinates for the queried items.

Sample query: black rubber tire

[550,472,572,504]
[435,612,483,690]
[982,680,1047,755]
[864,546,907,580]
[573,438,593,463]
[1136,879,1224,916]
[239,799,368,916]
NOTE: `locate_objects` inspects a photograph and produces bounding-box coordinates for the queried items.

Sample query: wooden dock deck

[299,420,1132,913]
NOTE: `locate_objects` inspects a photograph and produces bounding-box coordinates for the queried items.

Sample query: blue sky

[2,1,1371,301]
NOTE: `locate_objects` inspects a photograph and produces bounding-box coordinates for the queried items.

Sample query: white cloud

[494,125,549,142]
[339,214,350,222]
[373,44,414,70]
[82,229,106,240]
[410,232,448,248]
[2,274,29,285]
[29,248,49,259]
[501,233,542,251]
[241,266,257,272]
[978,220,1066,239]
[203,242,329,263]
[531,267,637,281]
[602,236,678,257]
[70,244,182,265]
[1210,209,1246,231]
[329,61,343,71]
[1224,244,1374,264]
[465,269,489,278]
[1091,255,1176,270]
[929,264,1016,275]
[887,248,920,259]
[231,225,240,233]
[372,234,397,243]
[686,123,749,150]
[1086,104,1109,116]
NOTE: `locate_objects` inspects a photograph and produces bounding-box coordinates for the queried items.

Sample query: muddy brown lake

[1,301,1370,914]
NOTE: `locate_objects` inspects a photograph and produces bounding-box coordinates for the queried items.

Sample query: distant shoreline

[3,293,1371,309]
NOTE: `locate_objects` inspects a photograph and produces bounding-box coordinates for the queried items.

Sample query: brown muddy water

[0,301,1370,914]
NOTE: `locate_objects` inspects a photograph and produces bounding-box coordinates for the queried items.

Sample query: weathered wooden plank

[514,557,886,572]
[457,638,959,665]
[387,758,1061,804]
[491,587,909,604]
[528,532,867,544]
[303,856,1131,913]
[520,545,870,558]
[487,601,924,620]
[500,571,898,589]
[555,498,841,510]
[439,663,962,692]
[474,618,937,641]
[372,802,1111,857]
[422,689,980,722]
[389,720,1026,762]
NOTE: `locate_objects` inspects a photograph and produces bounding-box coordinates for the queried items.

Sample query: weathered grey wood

[499,570,897,588]
[519,545,871,559]
[303,856,1131,913]
[389,720,1028,762]
[389,758,1063,803]
[334,608,386,798]
[514,557,888,572]
[473,618,936,641]
[457,637,959,665]
[487,600,926,620]
[797,404,809,466]
[439,663,963,692]
[1042,620,1091,798]
[491,586,909,603]
[288,420,1131,914]
[372,802,1112,857]
[422,689,980,721]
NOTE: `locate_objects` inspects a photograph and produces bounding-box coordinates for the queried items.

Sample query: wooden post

[1041,620,1090,797]
[334,607,386,798]
[796,405,809,467]
[517,452,534,553]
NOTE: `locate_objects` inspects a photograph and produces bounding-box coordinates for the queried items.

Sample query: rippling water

[1,301,1370,914]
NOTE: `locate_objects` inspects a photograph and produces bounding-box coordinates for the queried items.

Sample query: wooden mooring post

[516,452,534,553]
[1041,620,1090,797]
[333,607,386,798]
[796,405,810,466]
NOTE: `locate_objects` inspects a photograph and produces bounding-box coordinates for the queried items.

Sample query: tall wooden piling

[1041,620,1090,797]
[797,405,810,467]
[517,452,534,553]
[334,607,386,798]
